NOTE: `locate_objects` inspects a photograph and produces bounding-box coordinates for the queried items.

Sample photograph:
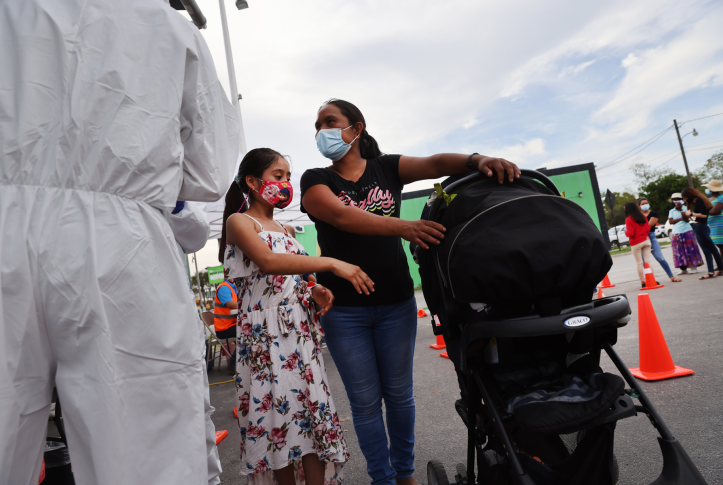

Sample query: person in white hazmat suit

[167,200,225,485]
[0,0,239,484]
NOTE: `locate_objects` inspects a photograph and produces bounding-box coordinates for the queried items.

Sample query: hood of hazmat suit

[0,1,239,484]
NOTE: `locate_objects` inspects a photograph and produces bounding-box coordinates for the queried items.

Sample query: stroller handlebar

[460,295,631,340]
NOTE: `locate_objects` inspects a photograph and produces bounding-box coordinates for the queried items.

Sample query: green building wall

[546,172,601,230]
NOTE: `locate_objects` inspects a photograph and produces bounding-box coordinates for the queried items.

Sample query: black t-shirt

[645,210,659,232]
[694,198,709,224]
[300,155,414,307]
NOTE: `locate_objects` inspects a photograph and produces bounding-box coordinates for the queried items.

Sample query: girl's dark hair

[218,148,283,263]
[681,187,712,210]
[321,99,383,159]
[637,197,649,206]
[624,202,647,224]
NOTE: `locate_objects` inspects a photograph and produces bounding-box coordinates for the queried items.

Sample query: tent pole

[193,252,206,308]
[218,0,247,154]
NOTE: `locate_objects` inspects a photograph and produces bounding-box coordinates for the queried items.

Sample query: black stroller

[411,170,707,485]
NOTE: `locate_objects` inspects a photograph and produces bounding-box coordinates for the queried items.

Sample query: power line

[596,126,674,171]
[678,111,723,126]
[596,112,723,173]
[602,145,723,190]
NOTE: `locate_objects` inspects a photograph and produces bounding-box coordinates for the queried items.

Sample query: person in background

[667,193,702,275]
[682,187,722,279]
[638,198,681,283]
[213,277,239,374]
[703,180,723,262]
[625,202,658,287]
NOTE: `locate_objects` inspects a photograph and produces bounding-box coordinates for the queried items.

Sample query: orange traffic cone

[417,308,428,318]
[629,293,694,381]
[430,334,446,350]
[640,262,664,290]
[599,274,615,288]
[233,406,238,419]
[430,315,446,350]
[440,351,449,359]
[215,430,228,445]
[596,287,605,299]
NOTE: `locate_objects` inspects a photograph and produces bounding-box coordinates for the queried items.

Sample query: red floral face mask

[255,179,293,209]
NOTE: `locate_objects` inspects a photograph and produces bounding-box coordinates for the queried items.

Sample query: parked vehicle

[608,225,629,246]
[654,224,666,238]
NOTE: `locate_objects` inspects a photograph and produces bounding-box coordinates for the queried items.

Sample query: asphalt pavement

[208,244,723,484]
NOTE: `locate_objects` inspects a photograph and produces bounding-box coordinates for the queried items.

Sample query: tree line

[604,150,723,228]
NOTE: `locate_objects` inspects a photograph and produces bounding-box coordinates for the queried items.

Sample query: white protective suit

[0,0,239,484]
[167,201,223,485]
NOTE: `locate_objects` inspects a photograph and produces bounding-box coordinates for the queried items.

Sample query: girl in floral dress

[218,148,374,485]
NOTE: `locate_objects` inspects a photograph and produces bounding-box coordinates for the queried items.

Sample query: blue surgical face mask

[705,188,712,195]
[316,125,360,161]
[641,204,650,211]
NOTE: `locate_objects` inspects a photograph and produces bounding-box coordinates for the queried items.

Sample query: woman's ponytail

[359,129,382,159]
[217,148,284,263]
[323,99,383,159]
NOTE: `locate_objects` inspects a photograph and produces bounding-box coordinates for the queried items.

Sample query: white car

[653,224,666,238]
[608,225,629,246]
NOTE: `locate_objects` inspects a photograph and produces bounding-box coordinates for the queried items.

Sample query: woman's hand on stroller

[475,155,521,184]
[399,220,446,250]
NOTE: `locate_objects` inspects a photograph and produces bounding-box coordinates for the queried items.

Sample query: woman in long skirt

[667,192,702,275]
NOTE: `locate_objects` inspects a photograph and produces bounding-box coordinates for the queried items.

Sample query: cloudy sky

[187,0,723,269]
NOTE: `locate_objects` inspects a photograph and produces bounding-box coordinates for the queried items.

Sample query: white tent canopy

[204,153,312,239]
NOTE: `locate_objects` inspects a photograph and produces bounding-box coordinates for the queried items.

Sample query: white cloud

[621,53,639,67]
[595,14,723,132]
[492,138,547,163]
[560,60,597,77]
[463,118,480,129]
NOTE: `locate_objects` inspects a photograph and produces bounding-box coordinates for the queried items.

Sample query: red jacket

[625,217,650,246]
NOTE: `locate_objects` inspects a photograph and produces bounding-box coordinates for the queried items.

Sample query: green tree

[630,162,672,189]
[190,270,209,295]
[694,151,723,183]
[604,191,637,228]
[639,172,702,215]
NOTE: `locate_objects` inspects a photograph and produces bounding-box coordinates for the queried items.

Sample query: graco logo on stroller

[564,316,591,327]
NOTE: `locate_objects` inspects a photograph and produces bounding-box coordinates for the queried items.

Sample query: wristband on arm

[466,153,480,171]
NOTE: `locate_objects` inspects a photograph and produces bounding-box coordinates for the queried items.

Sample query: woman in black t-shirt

[682,187,723,279]
[300,99,519,485]
[637,198,680,282]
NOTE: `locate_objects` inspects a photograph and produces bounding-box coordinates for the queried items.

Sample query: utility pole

[673,119,694,188]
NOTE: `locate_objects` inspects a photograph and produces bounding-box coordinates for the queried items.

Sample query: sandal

[716,270,723,277]
[699,273,717,280]
[669,277,682,282]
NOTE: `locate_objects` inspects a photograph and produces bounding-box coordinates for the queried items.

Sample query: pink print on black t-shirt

[337,186,396,216]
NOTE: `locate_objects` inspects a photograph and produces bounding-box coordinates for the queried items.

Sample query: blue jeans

[321,297,417,485]
[643,232,674,278]
[693,223,723,274]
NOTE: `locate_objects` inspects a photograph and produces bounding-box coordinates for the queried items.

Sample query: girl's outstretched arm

[226,213,374,295]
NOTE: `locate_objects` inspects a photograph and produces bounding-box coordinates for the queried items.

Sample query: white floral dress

[224,215,349,484]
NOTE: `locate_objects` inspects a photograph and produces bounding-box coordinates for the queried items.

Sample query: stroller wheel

[427,459,450,485]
